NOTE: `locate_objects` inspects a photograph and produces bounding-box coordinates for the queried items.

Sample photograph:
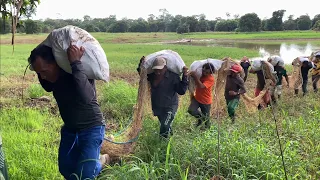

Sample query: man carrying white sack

[137,56,188,138]
[28,44,109,180]
[268,56,289,99]
[188,63,215,129]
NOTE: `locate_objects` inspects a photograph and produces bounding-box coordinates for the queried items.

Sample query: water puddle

[170,40,319,64]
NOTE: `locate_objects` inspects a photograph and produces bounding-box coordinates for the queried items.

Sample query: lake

[169,40,320,64]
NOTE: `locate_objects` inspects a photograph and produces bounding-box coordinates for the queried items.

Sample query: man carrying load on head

[270,59,289,99]
[188,63,215,129]
[225,64,246,123]
[311,52,320,93]
[137,56,189,138]
[294,57,313,96]
[28,44,110,180]
[249,60,277,109]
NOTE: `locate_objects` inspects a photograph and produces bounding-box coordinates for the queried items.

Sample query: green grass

[0,108,62,180]
[27,84,49,98]
[0,33,320,180]
[1,31,320,45]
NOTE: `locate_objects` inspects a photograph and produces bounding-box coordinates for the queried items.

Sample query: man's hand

[183,66,188,76]
[189,71,197,78]
[229,91,238,96]
[140,56,146,63]
[67,43,85,63]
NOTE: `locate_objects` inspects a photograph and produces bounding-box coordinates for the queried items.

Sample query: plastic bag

[251,59,274,72]
[269,55,284,67]
[189,58,223,77]
[29,25,109,82]
[144,50,185,74]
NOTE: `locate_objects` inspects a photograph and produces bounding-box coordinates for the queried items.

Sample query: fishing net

[289,57,303,89]
[211,58,276,115]
[100,64,148,158]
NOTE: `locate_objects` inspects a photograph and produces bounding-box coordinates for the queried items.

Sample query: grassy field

[0,32,320,180]
[1,30,320,45]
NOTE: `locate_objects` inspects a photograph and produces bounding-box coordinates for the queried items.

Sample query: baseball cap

[152,57,167,70]
[230,64,242,73]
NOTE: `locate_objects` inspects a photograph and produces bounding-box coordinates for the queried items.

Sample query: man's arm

[174,74,189,95]
[193,75,206,89]
[137,56,145,74]
[237,77,246,94]
[71,61,96,104]
[37,73,53,92]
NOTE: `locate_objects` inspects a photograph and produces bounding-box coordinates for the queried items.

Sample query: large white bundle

[299,56,309,62]
[251,59,274,72]
[144,50,185,74]
[29,25,109,82]
[190,58,223,77]
[269,55,284,67]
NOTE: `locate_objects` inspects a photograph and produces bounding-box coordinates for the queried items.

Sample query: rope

[261,61,288,180]
[103,129,141,145]
[112,117,134,137]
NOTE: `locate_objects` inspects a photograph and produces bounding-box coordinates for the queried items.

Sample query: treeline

[1,9,320,34]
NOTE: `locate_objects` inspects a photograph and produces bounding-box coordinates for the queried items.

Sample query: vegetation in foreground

[0,36,319,180]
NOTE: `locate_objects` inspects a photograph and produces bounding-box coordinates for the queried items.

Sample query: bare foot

[99,154,110,165]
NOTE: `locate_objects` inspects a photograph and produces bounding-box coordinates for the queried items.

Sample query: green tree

[312,20,320,31]
[265,10,286,31]
[208,20,217,31]
[297,15,312,30]
[283,15,297,30]
[176,23,189,34]
[0,0,40,48]
[24,19,40,34]
[214,19,238,31]
[107,20,128,33]
[238,13,261,32]
[312,14,320,27]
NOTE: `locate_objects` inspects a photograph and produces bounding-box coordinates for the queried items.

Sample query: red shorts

[254,88,271,105]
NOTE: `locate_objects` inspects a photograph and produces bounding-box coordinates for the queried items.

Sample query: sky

[33,0,319,21]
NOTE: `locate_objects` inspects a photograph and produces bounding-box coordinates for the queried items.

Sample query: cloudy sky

[33,0,318,20]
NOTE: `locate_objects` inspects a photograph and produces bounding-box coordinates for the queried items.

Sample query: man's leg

[73,125,105,180]
[227,99,240,123]
[244,69,248,82]
[158,111,176,138]
[276,85,282,99]
[269,85,277,104]
[58,126,79,180]
[187,97,202,126]
[199,103,211,128]
[302,78,308,96]
[312,75,320,93]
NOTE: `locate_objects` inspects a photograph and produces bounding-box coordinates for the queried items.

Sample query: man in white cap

[137,56,188,138]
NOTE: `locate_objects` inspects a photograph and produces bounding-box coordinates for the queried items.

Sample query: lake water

[171,40,320,64]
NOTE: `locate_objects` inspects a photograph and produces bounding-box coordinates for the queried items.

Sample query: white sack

[251,59,274,73]
[29,25,109,82]
[190,58,223,77]
[269,55,284,67]
[144,50,185,74]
